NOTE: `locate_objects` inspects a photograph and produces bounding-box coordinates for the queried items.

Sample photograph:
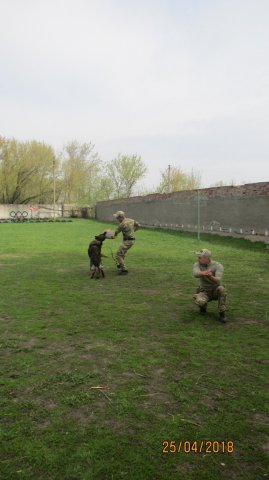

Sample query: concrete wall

[0,204,96,220]
[0,204,77,219]
[96,182,269,237]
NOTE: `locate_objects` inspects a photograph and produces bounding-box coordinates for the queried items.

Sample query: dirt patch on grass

[70,397,108,422]
[171,462,194,475]
[16,395,57,411]
[142,392,173,404]
[72,406,94,425]
[37,419,51,430]
[1,335,39,352]
[141,288,164,295]
[141,366,175,406]
[262,441,269,453]
[121,371,138,379]
[45,399,57,409]
[254,413,269,425]
[36,340,78,357]
[201,396,216,409]
[18,338,38,351]
[103,418,135,435]
[237,317,260,325]
[137,341,165,354]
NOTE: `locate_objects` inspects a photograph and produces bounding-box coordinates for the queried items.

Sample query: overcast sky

[1,0,268,190]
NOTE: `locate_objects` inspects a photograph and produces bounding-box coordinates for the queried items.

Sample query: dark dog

[88,232,107,278]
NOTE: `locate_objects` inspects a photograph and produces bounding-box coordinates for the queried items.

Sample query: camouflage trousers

[116,240,135,270]
[193,286,227,312]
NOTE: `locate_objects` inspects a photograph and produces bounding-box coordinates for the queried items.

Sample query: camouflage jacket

[193,261,224,291]
[115,218,139,240]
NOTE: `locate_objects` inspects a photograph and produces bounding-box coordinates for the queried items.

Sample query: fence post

[197,189,200,241]
[53,157,56,220]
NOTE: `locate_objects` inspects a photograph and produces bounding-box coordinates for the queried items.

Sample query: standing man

[193,248,227,323]
[113,211,140,275]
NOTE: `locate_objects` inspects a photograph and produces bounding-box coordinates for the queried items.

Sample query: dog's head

[94,231,107,243]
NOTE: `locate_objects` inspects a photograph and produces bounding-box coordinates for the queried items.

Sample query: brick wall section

[96,182,269,236]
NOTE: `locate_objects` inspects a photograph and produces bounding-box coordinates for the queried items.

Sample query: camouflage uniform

[115,218,139,271]
[193,261,227,312]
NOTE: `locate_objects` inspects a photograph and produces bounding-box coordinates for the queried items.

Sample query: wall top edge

[96,181,269,206]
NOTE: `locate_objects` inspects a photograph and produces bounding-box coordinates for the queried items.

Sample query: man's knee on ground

[194,293,208,307]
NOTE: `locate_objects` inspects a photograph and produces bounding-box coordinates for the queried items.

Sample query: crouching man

[193,248,227,323]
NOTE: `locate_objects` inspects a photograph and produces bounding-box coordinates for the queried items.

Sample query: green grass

[0,219,268,480]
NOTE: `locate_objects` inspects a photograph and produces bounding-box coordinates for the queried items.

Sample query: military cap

[113,210,125,218]
[195,248,212,258]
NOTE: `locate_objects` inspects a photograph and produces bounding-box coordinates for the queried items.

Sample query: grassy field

[0,219,268,480]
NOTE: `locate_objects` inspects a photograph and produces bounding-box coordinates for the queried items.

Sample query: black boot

[118,269,128,275]
[199,306,207,316]
[219,311,227,323]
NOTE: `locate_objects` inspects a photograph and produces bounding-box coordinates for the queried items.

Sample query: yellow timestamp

[162,440,234,454]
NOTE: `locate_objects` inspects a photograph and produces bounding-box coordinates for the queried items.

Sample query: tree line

[0,137,202,205]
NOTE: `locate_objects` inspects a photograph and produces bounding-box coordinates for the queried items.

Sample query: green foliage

[158,165,201,193]
[210,180,237,187]
[94,174,115,202]
[210,180,226,187]
[105,154,147,198]
[61,140,102,205]
[0,220,268,479]
[0,137,203,206]
[0,137,58,204]
[0,137,149,205]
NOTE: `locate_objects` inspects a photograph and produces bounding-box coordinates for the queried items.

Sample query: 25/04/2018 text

[162,440,234,454]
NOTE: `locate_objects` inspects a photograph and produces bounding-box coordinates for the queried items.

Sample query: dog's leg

[91,270,95,279]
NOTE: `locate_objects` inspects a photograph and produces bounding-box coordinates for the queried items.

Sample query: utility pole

[53,157,56,220]
[168,164,171,193]
[197,189,200,241]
